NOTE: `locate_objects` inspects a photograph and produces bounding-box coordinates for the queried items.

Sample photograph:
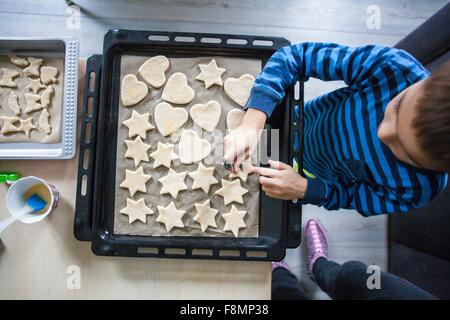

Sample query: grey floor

[1,0,446,299]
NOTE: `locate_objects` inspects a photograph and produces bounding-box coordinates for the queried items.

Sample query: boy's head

[378,60,450,172]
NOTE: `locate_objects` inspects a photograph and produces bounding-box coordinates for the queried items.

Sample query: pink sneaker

[271,260,290,272]
[305,219,329,276]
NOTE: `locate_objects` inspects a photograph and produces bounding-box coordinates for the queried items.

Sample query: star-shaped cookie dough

[25,78,45,94]
[229,160,253,182]
[119,166,152,197]
[122,110,155,139]
[150,141,179,169]
[120,197,154,224]
[215,179,248,205]
[125,136,151,166]
[222,205,247,237]
[188,163,218,193]
[193,199,219,232]
[195,59,226,89]
[19,117,36,137]
[0,116,20,135]
[158,168,188,198]
[156,201,186,232]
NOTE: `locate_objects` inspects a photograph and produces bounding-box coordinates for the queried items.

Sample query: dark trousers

[272,258,437,300]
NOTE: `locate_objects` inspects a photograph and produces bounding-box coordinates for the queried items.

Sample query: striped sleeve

[246,42,394,116]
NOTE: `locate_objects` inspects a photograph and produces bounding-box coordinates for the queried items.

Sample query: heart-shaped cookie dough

[154,102,188,136]
[162,72,195,104]
[190,100,221,132]
[121,74,148,107]
[226,109,245,131]
[224,74,255,107]
[178,129,212,164]
[138,55,170,88]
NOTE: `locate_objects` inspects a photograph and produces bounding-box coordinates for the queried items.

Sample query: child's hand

[251,160,307,200]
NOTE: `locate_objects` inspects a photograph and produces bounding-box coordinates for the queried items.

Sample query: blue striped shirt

[246,42,448,216]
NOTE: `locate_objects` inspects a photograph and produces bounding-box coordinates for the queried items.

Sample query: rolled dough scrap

[222,205,247,237]
[158,168,188,198]
[25,78,45,94]
[119,166,152,197]
[125,136,151,166]
[0,68,20,88]
[40,66,58,85]
[121,74,148,107]
[122,110,154,139]
[8,54,29,67]
[193,199,219,232]
[154,102,188,136]
[229,160,253,182]
[0,116,20,135]
[19,117,36,137]
[161,72,195,104]
[138,55,170,88]
[214,178,248,205]
[226,109,245,131]
[224,74,255,107]
[24,93,43,113]
[40,86,54,108]
[188,163,218,193]
[149,141,179,169]
[178,129,212,164]
[23,57,43,78]
[38,109,51,134]
[156,201,186,232]
[195,59,226,89]
[120,197,154,224]
[7,92,21,115]
[189,100,221,132]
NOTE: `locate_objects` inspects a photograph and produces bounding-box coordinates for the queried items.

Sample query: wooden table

[0,60,271,300]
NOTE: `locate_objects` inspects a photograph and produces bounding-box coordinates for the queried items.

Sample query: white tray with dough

[0,37,79,159]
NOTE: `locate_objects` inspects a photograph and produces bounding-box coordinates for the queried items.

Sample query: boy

[224,43,449,215]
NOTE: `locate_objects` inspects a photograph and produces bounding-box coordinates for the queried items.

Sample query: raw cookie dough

[122,110,154,139]
[19,117,36,137]
[40,86,54,108]
[195,59,226,89]
[7,92,21,115]
[124,136,151,166]
[121,74,148,107]
[38,109,51,134]
[189,100,221,132]
[8,54,29,67]
[25,78,45,94]
[188,163,218,193]
[138,55,170,88]
[222,205,247,237]
[156,201,186,232]
[23,57,43,78]
[154,102,188,136]
[178,129,212,164]
[24,93,43,113]
[224,74,255,107]
[229,160,253,182]
[161,72,195,104]
[226,109,245,131]
[215,178,249,205]
[40,66,58,85]
[193,199,219,232]
[0,68,19,88]
[120,197,154,224]
[119,166,152,197]
[0,116,20,134]
[158,168,188,198]
[149,141,179,169]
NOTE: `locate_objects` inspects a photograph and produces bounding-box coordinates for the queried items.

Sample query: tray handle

[74,55,102,241]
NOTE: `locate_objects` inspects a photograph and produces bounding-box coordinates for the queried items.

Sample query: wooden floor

[0,0,446,299]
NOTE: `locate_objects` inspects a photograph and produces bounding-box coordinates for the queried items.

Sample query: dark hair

[413,60,450,171]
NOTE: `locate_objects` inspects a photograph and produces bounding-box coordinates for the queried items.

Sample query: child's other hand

[251,160,307,200]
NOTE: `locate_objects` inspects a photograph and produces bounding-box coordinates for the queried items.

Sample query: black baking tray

[74,30,303,261]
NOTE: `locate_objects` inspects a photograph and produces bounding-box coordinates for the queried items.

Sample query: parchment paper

[0,55,63,143]
[113,54,261,238]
